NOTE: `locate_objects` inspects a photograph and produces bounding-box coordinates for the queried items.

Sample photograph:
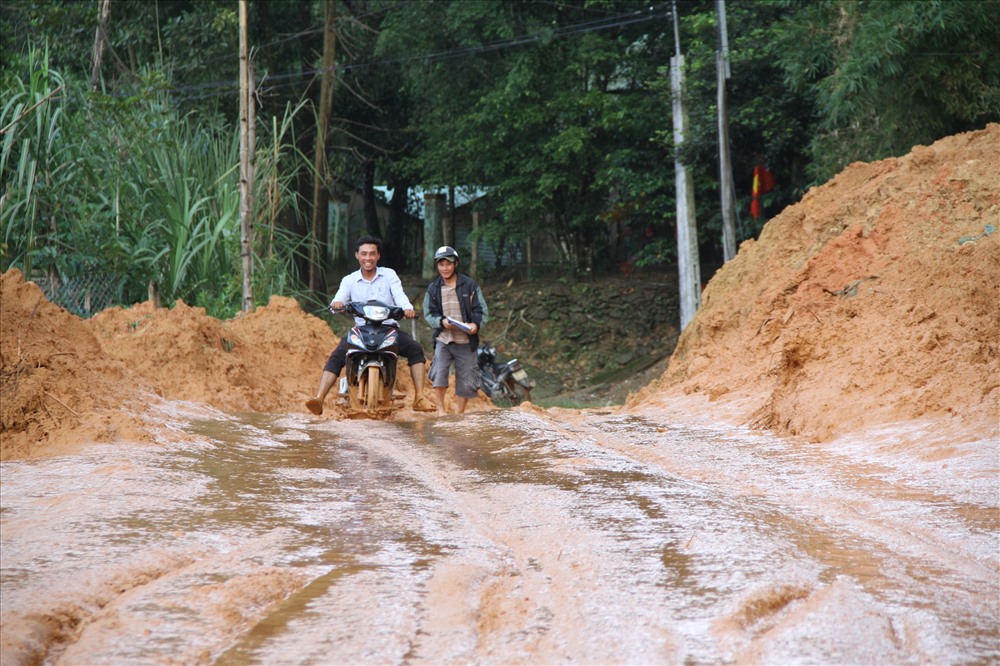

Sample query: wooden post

[310,0,337,294]
[422,193,445,280]
[238,0,254,312]
[471,211,481,278]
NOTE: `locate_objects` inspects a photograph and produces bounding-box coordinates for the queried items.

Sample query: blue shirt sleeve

[384,268,413,310]
[332,273,354,304]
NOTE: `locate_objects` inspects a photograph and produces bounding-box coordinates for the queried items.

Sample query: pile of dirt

[86,296,474,419]
[87,296,335,413]
[0,270,157,459]
[630,124,999,443]
[0,277,474,459]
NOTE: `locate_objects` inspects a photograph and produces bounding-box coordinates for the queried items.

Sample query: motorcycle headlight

[378,331,398,350]
[348,330,364,347]
[361,304,390,321]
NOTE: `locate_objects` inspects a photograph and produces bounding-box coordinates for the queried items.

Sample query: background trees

[2,0,997,316]
[776,0,1000,184]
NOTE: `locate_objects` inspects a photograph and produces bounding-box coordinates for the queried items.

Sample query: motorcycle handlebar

[330,300,411,320]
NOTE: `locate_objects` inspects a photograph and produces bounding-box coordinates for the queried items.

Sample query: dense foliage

[1,0,997,313]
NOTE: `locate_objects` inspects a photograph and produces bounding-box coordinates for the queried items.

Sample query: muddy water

[1,408,997,665]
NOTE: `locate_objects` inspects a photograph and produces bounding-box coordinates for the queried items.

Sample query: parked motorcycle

[477,343,534,405]
[332,300,405,412]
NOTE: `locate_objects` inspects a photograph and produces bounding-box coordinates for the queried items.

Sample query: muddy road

[2,406,996,665]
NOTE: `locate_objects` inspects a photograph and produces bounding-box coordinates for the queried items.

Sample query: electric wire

[162,4,673,104]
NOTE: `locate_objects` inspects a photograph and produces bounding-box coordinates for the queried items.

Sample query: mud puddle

[1,409,997,664]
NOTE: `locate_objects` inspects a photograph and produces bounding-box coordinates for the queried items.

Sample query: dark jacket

[422,273,488,351]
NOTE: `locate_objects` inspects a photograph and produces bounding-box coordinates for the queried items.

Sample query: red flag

[750,164,775,219]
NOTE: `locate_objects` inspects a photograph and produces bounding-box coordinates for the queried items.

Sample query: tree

[309,0,336,293]
[380,0,679,276]
[776,0,1000,183]
[653,1,815,263]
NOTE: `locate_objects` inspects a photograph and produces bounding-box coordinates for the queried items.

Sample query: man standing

[307,235,436,414]
[423,246,488,415]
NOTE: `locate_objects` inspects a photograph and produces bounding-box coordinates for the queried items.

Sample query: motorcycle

[477,343,534,406]
[332,300,406,412]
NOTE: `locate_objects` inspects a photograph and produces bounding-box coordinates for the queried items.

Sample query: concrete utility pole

[238,0,255,312]
[671,1,701,330]
[716,0,738,262]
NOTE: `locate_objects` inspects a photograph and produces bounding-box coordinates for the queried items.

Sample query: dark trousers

[323,326,426,375]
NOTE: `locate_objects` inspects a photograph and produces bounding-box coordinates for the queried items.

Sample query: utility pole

[672,1,701,329]
[716,0,737,262]
[238,0,255,312]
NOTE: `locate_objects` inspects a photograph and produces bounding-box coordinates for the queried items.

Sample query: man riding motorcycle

[306,235,436,415]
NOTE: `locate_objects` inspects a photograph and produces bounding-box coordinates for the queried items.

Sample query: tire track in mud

[365,427,682,664]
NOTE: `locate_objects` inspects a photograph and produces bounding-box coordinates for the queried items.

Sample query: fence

[34,273,124,318]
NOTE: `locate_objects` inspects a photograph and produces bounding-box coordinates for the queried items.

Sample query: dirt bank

[631,124,999,443]
[478,273,681,398]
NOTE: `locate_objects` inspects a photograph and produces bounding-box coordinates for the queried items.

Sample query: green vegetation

[2,0,997,315]
[1,39,308,318]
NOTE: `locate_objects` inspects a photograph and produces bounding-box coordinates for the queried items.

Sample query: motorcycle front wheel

[364,365,381,409]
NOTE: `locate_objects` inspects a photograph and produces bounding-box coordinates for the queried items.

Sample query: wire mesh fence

[34,273,125,319]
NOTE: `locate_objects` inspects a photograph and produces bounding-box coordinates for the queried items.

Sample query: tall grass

[0,44,70,280]
[2,46,311,318]
[133,118,240,304]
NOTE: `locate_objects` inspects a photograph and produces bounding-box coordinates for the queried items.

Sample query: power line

[165,3,672,104]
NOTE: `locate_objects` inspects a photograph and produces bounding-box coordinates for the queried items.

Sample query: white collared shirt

[332,266,412,325]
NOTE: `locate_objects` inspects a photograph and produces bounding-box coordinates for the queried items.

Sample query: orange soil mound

[87,296,336,413]
[0,270,158,459]
[630,124,1000,443]
[87,297,488,418]
[2,274,487,458]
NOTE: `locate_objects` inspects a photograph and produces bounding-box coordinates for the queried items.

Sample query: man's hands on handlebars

[328,300,417,319]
